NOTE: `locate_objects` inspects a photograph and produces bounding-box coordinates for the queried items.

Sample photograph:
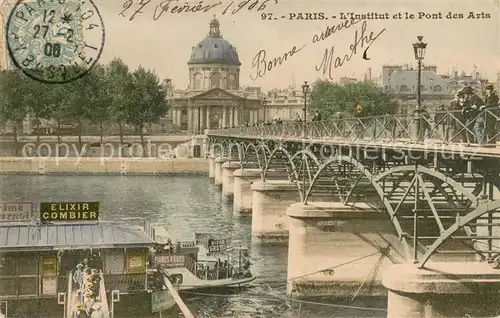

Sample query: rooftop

[0,221,155,252]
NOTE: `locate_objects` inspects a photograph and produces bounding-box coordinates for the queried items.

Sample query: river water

[0,175,387,318]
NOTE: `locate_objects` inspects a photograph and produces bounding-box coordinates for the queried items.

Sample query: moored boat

[146,223,256,291]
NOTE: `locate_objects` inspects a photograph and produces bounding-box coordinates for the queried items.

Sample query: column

[206,106,211,130]
[229,107,234,127]
[198,107,203,131]
[187,107,193,132]
[383,263,500,317]
[194,107,199,133]
[222,106,227,128]
[249,110,254,124]
[286,202,403,299]
[234,107,239,127]
[254,109,259,123]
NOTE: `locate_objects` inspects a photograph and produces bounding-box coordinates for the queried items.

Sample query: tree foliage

[0,61,171,145]
[309,80,399,118]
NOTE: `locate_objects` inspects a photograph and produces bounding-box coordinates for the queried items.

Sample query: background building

[262,87,304,122]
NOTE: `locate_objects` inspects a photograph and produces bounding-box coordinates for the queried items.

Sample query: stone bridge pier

[232,168,262,215]
[383,263,500,317]
[213,157,228,187]
[221,161,241,199]
[251,179,300,244]
[286,201,406,299]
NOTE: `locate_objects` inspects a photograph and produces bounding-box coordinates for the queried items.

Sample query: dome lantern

[209,15,221,38]
[188,17,241,66]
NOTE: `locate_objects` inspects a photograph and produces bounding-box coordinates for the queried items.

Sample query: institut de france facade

[169,17,262,133]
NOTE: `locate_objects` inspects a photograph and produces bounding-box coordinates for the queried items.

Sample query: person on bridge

[312,111,322,122]
[354,104,364,137]
[449,90,467,142]
[479,83,500,145]
[461,86,484,144]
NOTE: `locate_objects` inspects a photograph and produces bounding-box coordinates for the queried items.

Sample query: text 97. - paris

[6,0,105,84]
[261,12,327,20]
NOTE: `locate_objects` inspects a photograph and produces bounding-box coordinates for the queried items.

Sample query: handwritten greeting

[249,18,385,81]
[315,20,386,80]
[118,0,279,21]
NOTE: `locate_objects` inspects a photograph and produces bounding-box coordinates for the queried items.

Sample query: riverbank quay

[0,157,209,175]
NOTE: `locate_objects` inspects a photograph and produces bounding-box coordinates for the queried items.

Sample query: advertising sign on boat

[154,254,186,268]
[0,202,33,222]
[207,238,229,255]
[39,202,100,222]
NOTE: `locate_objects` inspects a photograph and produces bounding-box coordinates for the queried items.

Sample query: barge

[0,214,255,317]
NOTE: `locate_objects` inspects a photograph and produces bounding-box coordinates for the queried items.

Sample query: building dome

[188,17,241,66]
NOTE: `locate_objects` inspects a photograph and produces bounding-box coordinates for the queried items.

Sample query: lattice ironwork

[207,108,500,267]
[208,109,500,146]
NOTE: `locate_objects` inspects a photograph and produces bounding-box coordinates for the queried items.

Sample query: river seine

[0,175,387,318]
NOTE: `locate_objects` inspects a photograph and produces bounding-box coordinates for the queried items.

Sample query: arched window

[211,72,221,88]
[194,73,202,90]
[400,85,409,91]
[433,85,442,92]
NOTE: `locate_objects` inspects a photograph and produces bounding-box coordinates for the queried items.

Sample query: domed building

[170,17,263,132]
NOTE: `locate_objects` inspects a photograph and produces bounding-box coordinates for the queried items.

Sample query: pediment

[192,88,243,100]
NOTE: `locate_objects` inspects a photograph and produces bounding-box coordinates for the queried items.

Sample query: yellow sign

[39,202,99,222]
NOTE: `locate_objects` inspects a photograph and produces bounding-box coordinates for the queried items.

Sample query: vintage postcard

[0,0,499,317]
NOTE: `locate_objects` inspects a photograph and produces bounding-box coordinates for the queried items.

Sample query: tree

[309,81,399,118]
[106,58,133,144]
[126,66,169,155]
[0,70,29,155]
[44,82,74,144]
[22,77,53,145]
[85,65,113,145]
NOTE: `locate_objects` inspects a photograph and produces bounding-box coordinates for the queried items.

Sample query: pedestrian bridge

[206,108,500,269]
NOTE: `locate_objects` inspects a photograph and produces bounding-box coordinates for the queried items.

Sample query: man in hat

[354,103,365,137]
[449,90,466,142]
[73,264,84,292]
[461,86,484,144]
[479,83,500,145]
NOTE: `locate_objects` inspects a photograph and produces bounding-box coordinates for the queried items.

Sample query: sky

[4,0,500,90]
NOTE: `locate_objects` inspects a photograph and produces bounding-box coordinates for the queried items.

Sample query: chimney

[476,72,480,80]
[368,68,372,80]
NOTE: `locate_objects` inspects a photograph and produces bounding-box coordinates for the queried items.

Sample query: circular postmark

[6,0,105,84]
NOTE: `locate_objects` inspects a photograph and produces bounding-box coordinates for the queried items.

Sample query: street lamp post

[301,81,310,202]
[261,98,267,123]
[302,81,310,123]
[412,36,427,264]
[413,36,427,140]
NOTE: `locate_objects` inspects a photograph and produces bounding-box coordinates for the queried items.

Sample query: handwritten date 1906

[119,0,279,21]
[316,20,386,80]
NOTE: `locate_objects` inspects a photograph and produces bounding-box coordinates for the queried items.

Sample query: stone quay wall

[0,157,209,175]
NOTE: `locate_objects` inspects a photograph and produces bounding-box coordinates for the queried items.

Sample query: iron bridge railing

[208,109,500,146]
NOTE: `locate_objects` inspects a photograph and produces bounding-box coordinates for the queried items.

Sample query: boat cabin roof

[0,221,155,253]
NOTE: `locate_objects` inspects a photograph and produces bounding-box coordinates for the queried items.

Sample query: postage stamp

[6,0,105,84]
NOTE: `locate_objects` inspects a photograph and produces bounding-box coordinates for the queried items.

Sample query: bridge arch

[418,199,500,268]
[209,138,226,157]
[241,142,267,169]
[305,156,486,263]
[262,145,300,183]
[227,141,243,163]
